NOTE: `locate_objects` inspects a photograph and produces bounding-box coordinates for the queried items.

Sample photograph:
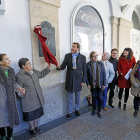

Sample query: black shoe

[75,110,80,116]
[109,103,115,108]
[7,137,15,140]
[123,104,126,110]
[133,110,138,117]
[118,101,121,109]
[30,129,39,137]
[98,112,102,118]
[91,111,95,116]
[35,126,42,133]
[66,113,72,119]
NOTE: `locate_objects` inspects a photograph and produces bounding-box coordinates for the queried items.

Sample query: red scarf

[34,25,58,66]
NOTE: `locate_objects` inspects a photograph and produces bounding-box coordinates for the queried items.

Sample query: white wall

[110,0,140,21]
[59,0,112,82]
[0,0,32,74]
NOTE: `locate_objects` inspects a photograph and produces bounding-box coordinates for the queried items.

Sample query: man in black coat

[108,48,118,108]
[57,42,86,119]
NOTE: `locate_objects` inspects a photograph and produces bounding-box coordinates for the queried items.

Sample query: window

[132,11,140,31]
[71,4,104,60]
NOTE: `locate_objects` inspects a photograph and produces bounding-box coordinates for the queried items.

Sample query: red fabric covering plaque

[34,25,58,66]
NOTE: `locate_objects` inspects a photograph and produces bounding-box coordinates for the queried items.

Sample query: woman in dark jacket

[0,54,23,140]
[86,51,106,118]
[16,58,50,137]
[118,48,136,110]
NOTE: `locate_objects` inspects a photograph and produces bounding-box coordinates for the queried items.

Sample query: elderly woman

[0,54,24,140]
[130,60,140,117]
[16,58,50,136]
[86,51,106,118]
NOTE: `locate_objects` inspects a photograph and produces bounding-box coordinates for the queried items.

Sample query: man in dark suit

[56,42,86,119]
[107,48,118,108]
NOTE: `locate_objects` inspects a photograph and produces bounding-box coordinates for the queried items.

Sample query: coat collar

[19,69,26,75]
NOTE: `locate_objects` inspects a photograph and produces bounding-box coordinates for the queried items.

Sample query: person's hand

[56,65,60,69]
[81,82,85,86]
[47,65,51,70]
[17,87,26,96]
[102,86,106,90]
[88,85,91,89]
[134,83,139,88]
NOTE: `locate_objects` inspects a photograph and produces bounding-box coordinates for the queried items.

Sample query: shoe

[103,107,107,111]
[123,104,126,110]
[118,101,121,109]
[66,113,72,119]
[30,129,39,137]
[98,112,102,118]
[75,110,80,116]
[35,126,42,133]
[1,137,7,140]
[7,137,14,140]
[109,103,115,108]
[133,110,138,117]
[91,111,95,116]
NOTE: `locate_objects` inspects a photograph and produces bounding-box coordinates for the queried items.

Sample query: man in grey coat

[57,42,86,119]
[101,52,115,111]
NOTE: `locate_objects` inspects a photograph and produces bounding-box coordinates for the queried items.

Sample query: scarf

[91,61,101,88]
[0,66,20,127]
[27,70,34,75]
[72,52,79,69]
[135,62,140,82]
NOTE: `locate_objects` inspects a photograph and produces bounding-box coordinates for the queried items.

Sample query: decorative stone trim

[30,0,61,8]
[118,18,132,29]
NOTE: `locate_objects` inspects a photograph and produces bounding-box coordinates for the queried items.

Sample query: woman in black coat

[0,54,24,140]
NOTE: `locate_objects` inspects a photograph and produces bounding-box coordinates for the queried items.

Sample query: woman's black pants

[0,127,13,137]
[118,88,130,103]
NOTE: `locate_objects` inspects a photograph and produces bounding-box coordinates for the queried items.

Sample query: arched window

[132,11,140,31]
[71,3,104,60]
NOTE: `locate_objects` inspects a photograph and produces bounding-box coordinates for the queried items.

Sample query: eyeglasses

[26,62,31,65]
[92,55,98,58]
[112,53,117,54]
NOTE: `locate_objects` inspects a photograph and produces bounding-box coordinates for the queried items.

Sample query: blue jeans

[91,88,103,112]
[96,87,108,108]
[68,91,80,114]
[102,87,108,107]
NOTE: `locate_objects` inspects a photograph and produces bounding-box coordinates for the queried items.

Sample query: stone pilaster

[28,0,61,87]
[111,16,132,56]
[118,18,133,56]
[111,16,119,50]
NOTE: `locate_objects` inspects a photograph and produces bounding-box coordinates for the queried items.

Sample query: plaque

[39,21,56,57]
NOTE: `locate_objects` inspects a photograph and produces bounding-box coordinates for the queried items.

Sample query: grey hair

[105,52,111,60]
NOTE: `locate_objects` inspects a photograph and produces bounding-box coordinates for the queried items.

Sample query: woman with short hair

[0,54,23,140]
[118,48,136,110]
[16,58,50,137]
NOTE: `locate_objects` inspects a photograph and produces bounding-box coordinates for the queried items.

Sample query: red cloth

[34,25,58,66]
[118,57,136,88]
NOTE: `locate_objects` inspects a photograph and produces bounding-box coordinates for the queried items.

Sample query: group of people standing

[0,42,139,140]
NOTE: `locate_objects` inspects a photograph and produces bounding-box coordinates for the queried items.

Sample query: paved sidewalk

[14,94,140,140]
